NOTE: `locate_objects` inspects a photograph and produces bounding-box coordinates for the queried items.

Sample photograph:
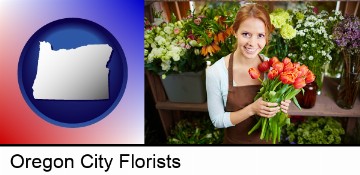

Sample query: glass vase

[296,81,318,109]
[336,51,360,109]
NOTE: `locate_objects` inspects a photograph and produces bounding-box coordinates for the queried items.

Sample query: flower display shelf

[147,69,360,138]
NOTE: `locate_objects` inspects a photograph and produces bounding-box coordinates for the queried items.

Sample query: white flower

[153,18,164,26]
[161,60,171,71]
[322,51,326,56]
[151,43,156,49]
[189,40,198,47]
[147,52,154,63]
[155,35,166,46]
[327,54,332,61]
[308,56,314,60]
[335,10,341,16]
[163,26,172,35]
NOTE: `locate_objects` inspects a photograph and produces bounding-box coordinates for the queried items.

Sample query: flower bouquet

[247,57,315,144]
[332,15,360,109]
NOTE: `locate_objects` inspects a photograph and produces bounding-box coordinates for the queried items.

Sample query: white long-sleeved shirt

[206,55,268,128]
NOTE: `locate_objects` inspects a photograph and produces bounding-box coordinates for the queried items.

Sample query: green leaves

[249,79,305,144]
[167,117,224,144]
[284,117,345,144]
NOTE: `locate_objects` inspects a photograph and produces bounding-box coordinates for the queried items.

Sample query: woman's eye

[242,32,251,37]
[258,34,265,38]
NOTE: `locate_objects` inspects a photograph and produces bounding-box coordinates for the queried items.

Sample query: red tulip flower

[283,62,294,72]
[258,61,270,72]
[248,68,260,79]
[305,71,315,83]
[293,77,306,89]
[283,57,291,65]
[298,65,309,77]
[268,69,278,80]
[280,71,296,84]
[269,57,279,67]
[272,62,284,74]
[293,62,300,69]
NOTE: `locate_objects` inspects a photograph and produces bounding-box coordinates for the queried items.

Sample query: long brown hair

[233,4,274,45]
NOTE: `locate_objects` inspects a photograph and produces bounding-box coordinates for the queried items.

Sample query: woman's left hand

[280,100,291,113]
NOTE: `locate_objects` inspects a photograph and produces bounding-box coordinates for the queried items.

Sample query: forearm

[229,104,255,125]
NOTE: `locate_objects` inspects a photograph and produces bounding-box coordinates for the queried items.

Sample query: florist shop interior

[144,1,360,144]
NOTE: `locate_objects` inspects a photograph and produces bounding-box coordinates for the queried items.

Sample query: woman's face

[234,17,266,59]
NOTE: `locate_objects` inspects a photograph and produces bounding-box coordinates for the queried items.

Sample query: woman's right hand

[250,97,280,118]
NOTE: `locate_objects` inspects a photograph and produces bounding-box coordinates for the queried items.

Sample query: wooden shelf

[155,77,360,117]
[288,77,360,117]
[146,70,360,138]
[156,101,207,112]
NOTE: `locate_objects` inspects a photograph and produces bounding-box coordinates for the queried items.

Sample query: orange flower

[248,68,260,79]
[280,71,296,84]
[293,77,306,89]
[268,69,278,80]
[283,57,291,65]
[201,43,221,56]
[217,32,225,43]
[298,65,309,77]
[225,27,233,36]
[258,61,270,72]
[283,62,294,72]
[293,62,300,69]
[292,68,302,78]
[269,56,279,67]
[305,70,315,83]
[212,42,221,52]
[272,62,284,74]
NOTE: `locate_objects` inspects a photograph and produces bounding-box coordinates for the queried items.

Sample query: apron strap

[228,53,264,91]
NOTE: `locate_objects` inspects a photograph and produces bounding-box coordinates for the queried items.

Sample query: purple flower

[333,15,360,54]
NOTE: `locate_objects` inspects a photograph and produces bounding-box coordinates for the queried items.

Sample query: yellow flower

[270,9,290,29]
[280,24,296,39]
[296,12,305,20]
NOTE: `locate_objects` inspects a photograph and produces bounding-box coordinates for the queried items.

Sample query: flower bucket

[160,70,206,103]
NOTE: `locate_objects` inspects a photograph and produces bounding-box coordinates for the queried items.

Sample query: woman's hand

[280,100,291,113]
[250,97,280,118]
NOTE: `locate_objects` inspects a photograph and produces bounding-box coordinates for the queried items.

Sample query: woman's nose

[247,37,256,46]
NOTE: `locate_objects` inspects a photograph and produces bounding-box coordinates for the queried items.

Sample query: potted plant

[282,117,345,144]
[144,3,237,103]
